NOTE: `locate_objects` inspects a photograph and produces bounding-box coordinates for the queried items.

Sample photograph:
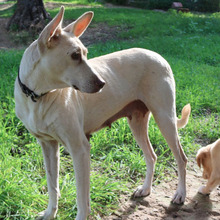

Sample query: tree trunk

[7,0,50,31]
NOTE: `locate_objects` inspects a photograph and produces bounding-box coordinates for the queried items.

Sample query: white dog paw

[198,186,210,195]
[132,185,151,198]
[172,191,185,204]
[36,209,57,220]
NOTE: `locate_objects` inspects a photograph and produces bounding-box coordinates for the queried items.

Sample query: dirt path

[104,161,220,220]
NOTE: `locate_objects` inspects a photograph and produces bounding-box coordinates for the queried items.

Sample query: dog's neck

[17,67,47,102]
[17,41,52,102]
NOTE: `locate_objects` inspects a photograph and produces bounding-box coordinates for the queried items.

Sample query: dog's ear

[63,11,93,37]
[196,151,206,168]
[38,6,65,53]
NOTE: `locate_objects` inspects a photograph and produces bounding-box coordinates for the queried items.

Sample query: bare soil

[0,3,220,219]
[0,17,121,49]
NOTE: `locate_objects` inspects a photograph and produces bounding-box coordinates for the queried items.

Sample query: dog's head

[196,145,212,179]
[22,7,104,94]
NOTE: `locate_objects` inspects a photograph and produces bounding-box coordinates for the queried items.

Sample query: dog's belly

[84,99,149,138]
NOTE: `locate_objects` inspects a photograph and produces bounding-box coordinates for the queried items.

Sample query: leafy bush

[108,0,128,5]
[195,0,219,12]
[106,0,219,12]
[148,0,174,10]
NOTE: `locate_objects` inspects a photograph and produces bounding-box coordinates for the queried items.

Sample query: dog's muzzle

[72,78,105,93]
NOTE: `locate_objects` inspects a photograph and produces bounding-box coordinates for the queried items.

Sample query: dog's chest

[15,97,54,141]
[17,108,50,138]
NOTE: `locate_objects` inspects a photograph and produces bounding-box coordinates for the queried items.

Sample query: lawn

[0,2,219,219]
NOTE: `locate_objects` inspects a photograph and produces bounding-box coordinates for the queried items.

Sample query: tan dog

[14,7,191,220]
[196,139,220,195]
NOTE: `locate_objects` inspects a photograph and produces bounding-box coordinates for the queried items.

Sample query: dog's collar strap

[18,67,47,102]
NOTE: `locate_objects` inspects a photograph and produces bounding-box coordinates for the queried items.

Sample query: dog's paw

[36,208,57,220]
[132,185,151,198]
[36,211,46,220]
[198,185,210,195]
[172,190,185,204]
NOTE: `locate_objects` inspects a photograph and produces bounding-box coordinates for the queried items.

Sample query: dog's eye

[71,52,81,61]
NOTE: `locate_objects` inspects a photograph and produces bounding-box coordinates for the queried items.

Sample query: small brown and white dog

[196,139,220,195]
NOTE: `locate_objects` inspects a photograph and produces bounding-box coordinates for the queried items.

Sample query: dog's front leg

[66,135,91,220]
[37,140,60,220]
[199,174,220,195]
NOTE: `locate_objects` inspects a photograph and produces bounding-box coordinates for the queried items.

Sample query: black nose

[97,80,105,89]
[92,79,105,93]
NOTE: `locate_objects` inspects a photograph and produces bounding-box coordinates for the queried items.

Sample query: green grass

[0,4,15,18]
[0,4,220,220]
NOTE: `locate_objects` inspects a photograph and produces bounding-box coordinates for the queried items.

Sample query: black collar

[18,67,47,102]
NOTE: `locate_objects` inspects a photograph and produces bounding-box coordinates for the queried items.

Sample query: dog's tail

[177,104,191,129]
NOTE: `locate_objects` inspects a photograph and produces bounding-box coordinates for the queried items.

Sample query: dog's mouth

[72,85,79,91]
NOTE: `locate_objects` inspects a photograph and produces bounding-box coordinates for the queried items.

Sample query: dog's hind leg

[152,109,187,204]
[128,111,157,198]
[37,140,60,220]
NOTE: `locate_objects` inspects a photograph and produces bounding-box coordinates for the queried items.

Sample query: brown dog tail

[177,104,191,129]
